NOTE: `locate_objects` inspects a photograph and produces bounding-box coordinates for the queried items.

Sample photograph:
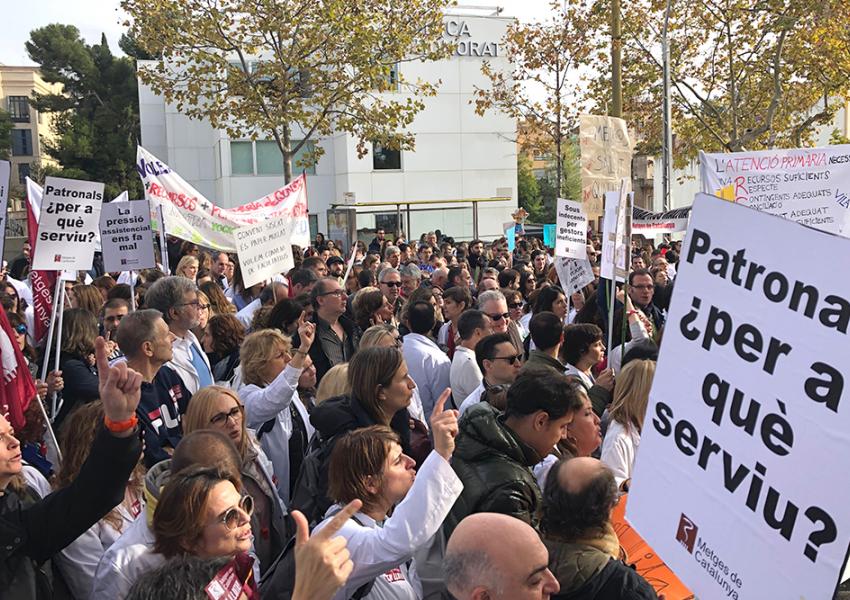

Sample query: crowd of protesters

[0,226,682,599]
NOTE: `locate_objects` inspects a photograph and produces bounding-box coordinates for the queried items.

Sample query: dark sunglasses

[487,312,510,322]
[210,405,243,426]
[507,302,523,310]
[381,281,402,287]
[490,354,523,365]
[218,494,254,530]
[14,324,27,335]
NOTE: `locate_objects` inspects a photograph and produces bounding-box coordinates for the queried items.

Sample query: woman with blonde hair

[315,363,350,404]
[54,401,145,599]
[175,255,199,282]
[600,359,656,488]
[183,386,286,571]
[238,316,315,503]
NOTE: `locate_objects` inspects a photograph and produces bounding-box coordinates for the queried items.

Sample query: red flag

[25,179,57,344]
[0,309,37,429]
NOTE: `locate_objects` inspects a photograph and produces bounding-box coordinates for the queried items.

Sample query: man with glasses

[298,278,360,383]
[378,266,404,318]
[626,269,666,335]
[144,276,213,394]
[477,289,524,354]
[116,309,190,467]
[458,333,523,416]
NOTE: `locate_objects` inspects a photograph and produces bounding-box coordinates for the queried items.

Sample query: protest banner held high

[99,199,156,273]
[579,114,632,217]
[628,192,850,599]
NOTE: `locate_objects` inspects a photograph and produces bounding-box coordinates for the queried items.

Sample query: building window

[231,141,254,175]
[230,139,317,176]
[256,141,284,175]
[7,97,30,123]
[11,130,33,156]
[18,163,31,184]
[372,143,401,171]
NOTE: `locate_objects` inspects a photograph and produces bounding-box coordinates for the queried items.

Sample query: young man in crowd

[522,312,566,374]
[450,310,491,403]
[458,332,522,415]
[403,301,452,416]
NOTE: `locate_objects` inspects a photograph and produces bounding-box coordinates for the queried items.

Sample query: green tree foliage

[26,25,141,198]
[122,0,454,182]
[517,153,543,222]
[0,110,11,160]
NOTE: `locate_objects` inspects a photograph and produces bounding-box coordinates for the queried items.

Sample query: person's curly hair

[541,458,618,541]
[206,314,245,356]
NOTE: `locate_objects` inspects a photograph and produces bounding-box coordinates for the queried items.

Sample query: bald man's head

[542,457,618,541]
[445,513,559,600]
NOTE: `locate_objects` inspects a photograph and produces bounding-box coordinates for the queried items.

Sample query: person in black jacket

[53,308,102,427]
[1,335,144,600]
[292,278,360,384]
[542,457,658,600]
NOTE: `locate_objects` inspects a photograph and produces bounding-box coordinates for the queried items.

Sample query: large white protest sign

[31,177,104,271]
[700,145,850,236]
[579,114,632,216]
[137,147,310,252]
[601,189,629,282]
[555,198,587,259]
[0,161,10,260]
[233,217,296,289]
[627,193,850,599]
[554,257,595,296]
[100,199,156,272]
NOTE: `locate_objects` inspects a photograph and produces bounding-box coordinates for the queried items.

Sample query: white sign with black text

[100,199,156,272]
[555,198,588,259]
[233,217,296,289]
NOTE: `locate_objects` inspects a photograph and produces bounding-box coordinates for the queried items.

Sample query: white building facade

[138,11,518,242]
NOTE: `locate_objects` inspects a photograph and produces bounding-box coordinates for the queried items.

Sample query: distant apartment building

[0,65,62,188]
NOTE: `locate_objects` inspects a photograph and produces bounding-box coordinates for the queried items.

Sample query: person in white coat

[313,389,463,600]
[449,310,490,404]
[402,301,451,417]
[238,316,316,503]
[600,359,656,489]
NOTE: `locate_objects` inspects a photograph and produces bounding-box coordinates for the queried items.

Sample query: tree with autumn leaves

[586,0,850,167]
[122,0,454,182]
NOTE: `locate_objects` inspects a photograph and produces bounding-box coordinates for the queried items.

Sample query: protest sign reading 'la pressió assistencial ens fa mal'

[99,199,156,273]
[233,217,296,289]
[31,176,104,272]
[627,193,850,600]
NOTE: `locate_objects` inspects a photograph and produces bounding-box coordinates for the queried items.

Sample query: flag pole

[129,270,136,311]
[49,284,68,421]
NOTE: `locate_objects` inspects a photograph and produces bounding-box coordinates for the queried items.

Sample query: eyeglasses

[487,312,510,322]
[177,300,201,308]
[319,290,346,298]
[14,324,26,335]
[507,302,523,310]
[381,281,402,288]
[490,354,523,365]
[210,405,244,426]
[198,303,211,310]
[217,494,254,530]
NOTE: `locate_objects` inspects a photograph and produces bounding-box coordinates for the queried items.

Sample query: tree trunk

[282,123,293,183]
[610,0,623,118]
[555,57,563,198]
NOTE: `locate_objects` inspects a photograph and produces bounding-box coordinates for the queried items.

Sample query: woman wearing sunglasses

[152,465,255,562]
[182,386,287,573]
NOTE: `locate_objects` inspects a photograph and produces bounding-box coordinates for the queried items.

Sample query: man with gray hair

[444,512,559,600]
[144,276,212,393]
[378,266,404,317]
[116,309,190,467]
[384,245,401,268]
[399,262,422,299]
[478,289,523,353]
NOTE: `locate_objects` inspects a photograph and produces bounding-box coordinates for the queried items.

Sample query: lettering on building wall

[444,19,499,58]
